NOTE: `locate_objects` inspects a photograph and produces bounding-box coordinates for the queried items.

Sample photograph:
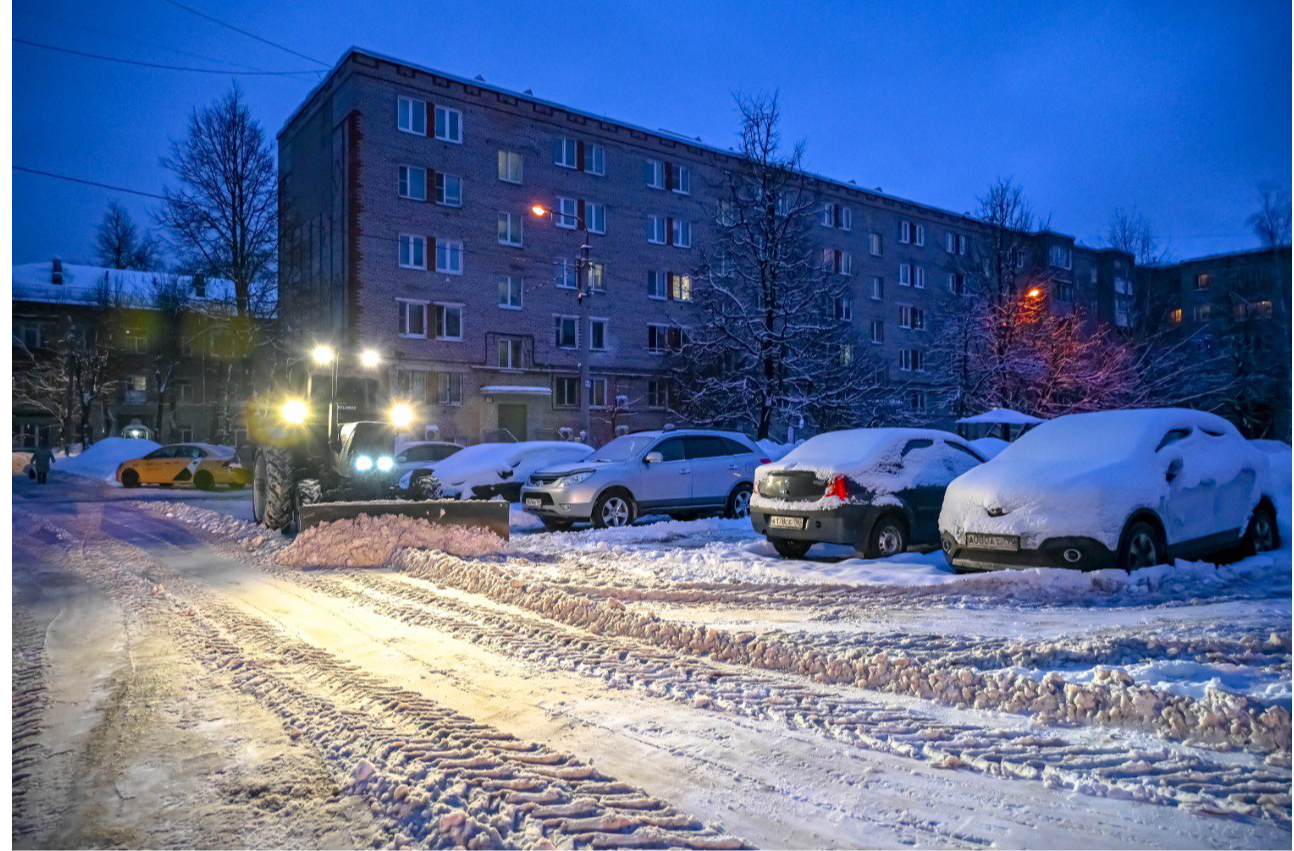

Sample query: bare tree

[158,83,277,442]
[673,93,893,440]
[95,201,160,270]
[13,320,81,451]
[1248,181,1292,248]
[145,275,193,443]
[1105,208,1164,265]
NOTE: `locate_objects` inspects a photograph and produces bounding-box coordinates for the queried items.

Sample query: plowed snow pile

[59,437,160,481]
[277,514,506,567]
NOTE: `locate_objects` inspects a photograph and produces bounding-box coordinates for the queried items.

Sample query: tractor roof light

[280,399,309,425]
[389,402,415,428]
[310,344,336,365]
[359,348,382,368]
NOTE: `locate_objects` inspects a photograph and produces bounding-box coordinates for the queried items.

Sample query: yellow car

[116,443,252,490]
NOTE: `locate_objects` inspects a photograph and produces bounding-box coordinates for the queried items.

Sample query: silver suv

[520,429,767,530]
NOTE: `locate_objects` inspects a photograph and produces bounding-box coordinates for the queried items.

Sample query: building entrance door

[497,404,528,442]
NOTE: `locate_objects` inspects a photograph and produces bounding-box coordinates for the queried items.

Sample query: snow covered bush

[277,514,506,568]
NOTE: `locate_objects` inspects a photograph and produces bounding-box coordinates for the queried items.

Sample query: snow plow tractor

[248,345,509,539]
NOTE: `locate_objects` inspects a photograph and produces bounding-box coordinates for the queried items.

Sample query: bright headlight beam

[310,344,335,365]
[376,455,394,472]
[354,454,374,472]
[280,399,308,424]
[388,402,414,428]
[359,348,381,368]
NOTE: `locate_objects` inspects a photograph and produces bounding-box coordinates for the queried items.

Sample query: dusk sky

[12,0,1292,266]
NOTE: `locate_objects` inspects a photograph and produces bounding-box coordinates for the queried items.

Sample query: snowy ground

[12,471,1292,849]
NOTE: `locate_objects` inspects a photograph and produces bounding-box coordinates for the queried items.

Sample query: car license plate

[769,515,805,530]
[524,498,542,508]
[965,533,1020,551]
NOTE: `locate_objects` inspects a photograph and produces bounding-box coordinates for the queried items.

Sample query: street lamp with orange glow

[531,201,593,441]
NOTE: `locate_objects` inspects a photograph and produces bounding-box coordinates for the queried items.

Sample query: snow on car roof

[997,408,1238,463]
[955,408,1046,426]
[771,428,966,473]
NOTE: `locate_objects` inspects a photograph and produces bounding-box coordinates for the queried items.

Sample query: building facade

[277,49,1139,445]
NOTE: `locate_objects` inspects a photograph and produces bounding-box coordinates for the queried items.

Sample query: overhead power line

[14,166,168,200]
[162,0,330,68]
[13,38,320,76]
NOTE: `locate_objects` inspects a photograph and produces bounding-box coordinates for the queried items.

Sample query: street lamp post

[531,203,593,442]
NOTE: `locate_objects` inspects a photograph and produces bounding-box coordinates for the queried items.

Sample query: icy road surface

[12,473,1292,849]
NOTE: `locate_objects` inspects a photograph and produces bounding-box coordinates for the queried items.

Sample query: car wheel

[771,537,812,559]
[863,514,908,559]
[592,490,636,529]
[540,518,575,532]
[1246,503,1279,554]
[724,483,753,519]
[1118,519,1165,570]
[194,470,215,491]
[120,468,140,489]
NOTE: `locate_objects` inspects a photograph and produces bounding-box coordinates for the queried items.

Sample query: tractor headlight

[376,455,394,472]
[354,454,374,472]
[280,399,308,425]
[389,402,414,428]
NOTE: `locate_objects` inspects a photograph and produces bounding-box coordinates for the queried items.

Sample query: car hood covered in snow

[940,408,1270,549]
[424,442,592,496]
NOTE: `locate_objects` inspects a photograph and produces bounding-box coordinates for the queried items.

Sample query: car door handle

[727,464,738,470]
[680,467,691,474]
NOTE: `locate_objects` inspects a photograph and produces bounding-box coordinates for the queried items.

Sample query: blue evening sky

[12,0,1292,266]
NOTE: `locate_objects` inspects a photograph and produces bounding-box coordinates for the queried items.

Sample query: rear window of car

[900,439,934,457]
[431,445,460,461]
[946,440,985,463]
[1156,428,1192,451]
[685,436,732,459]
[721,437,753,456]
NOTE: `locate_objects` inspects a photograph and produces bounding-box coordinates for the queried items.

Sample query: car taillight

[825,475,848,500]
[759,457,771,465]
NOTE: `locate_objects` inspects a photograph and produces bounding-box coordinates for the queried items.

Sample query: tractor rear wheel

[254,447,296,533]
[410,473,442,501]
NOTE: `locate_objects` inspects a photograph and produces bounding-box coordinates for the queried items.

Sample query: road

[12,473,1291,849]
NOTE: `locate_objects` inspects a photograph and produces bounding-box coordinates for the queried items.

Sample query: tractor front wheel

[254,447,296,533]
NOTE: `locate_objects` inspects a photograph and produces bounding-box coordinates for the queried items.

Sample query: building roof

[1144,244,1292,270]
[12,261,268,314]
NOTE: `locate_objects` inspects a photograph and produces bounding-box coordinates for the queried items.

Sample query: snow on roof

[956,408,1046,426]
[12,261,265,314]
[773,428,964,472]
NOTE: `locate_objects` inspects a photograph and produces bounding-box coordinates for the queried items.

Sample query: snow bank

[755,438,800,461]
[277,514,506,568]
[1255,441,1292,539]
[420,441,592,498]
[59,437,160,482]
[12,452,32,475]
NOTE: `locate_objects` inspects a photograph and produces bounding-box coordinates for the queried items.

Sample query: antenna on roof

[474,74,485,82]
[524,89,533,95]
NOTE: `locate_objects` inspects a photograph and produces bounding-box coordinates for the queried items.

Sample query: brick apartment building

[277,48,1140,445]
[11,259,262,448]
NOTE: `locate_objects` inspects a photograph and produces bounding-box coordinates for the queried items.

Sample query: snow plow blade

[297,500,510,540]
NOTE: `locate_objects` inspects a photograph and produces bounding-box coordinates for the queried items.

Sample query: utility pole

[576,230,593,443]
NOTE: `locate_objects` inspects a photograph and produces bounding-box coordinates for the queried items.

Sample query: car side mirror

[1165,457,1183,483]
[644,451,664,465]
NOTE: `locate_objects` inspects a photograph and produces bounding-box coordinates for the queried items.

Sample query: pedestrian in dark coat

[31,442,56,485]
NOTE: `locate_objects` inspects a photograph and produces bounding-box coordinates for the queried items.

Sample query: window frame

[434,173,463,207]
[434,303,464,341]
[498,275,523,310]
[397,95,427,135]
[433,105,463,143]
[555,314,579,350]
[435,239,464,275]
[398,165,427,201]
[589,317,608,351]
[397,299,429,339]
[399,234,427,270]
[497,212,524,247]
[497,149,523,184]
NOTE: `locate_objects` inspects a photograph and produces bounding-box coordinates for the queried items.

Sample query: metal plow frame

[298,499,511,540]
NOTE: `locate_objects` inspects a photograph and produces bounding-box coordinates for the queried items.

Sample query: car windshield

[587,435,656,462]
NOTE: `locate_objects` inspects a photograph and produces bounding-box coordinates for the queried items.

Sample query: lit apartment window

[869,233,883,256]
[499,275,523,309]
[498,212,524,247]
[398,96,426,135]
[589,318,608,351]
[647,323,669,353]
[870,276,883,300]
[398,165,427,201]
[899,263,912,286]
[647,215,666,244]
[587,262,606,292]
[435,304,463,340]
[399,234,426,269]
[670,163,691,194]
[437,372,463,406]
[647,270,666,300]
[899,349,926,372]
[397,299,427,337]
[498,150,523,184]
[435,239,464,275]
[1195,273,1212,290]
[554,376,579,408]
[434,106,462,143]
[834,295,853,321]
[555,315,578,349]
[647,379,668,410]
[589,377,608,408]
[870,319,884,344]
[669,273,692,302]
[498,337,524,369]
[434,173,462,207]
[1168,307,1183,324]
[644,159,665,189]
[671,219,692,248]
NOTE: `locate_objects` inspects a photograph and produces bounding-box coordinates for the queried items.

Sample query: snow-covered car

[406,441,593,501]
[939,408,1281,572]
[750,429,986,559]
[520,429,766,531]
[393,440,462,478]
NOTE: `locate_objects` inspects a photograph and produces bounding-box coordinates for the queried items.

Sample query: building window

[397,96,426,135]
[499,275,523,309]
[587,262,606,292]
[669,272,692,302]
[670,163,691,195]
[900,305,926,330]
[399,165,427,201]
[497,337,524,369]
[589,377,608,408]
[672,219,692,248]
[645,159,665,189]
[435,239,464,274]
[647,379,668,410]
[945,232,968,255]
[1168,307,1183,324]
[834,295,853,321]
[647,270,666,300]
[647,323,669,353]
[589,318,608,351]
[948,272,966,295]
[821,202,852,230]
[554,376,579,408]
[556,258,577,289]
[1195,272,1212,290]
[1049,244,1073,270]
[434,304,463,340]
[433,106,462,143]
[585,202,606,234]
[122,332,149,354]
[906,389,927,412]
[899,263,911,286]
[498,150,523,184]
[13,322,43,350]
[1192,304,1213,322]
[870,276,883,300]
[555,196,578,229]
[914,266,926,289]
[870,233,883,256]
[554,138,578,169]
[398,300,428,338]
[555,315,578,349]
[899,221,925,246]
[437,372,463,406]
[172,379,193,403]
[839,344,854,366]
[584,144,605,175]
[399,234,427,269]
[899,349,926,372]
[871,319,884,344]
[647,215,666,244]
[434,173,462,207]
[498,212,524,246]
